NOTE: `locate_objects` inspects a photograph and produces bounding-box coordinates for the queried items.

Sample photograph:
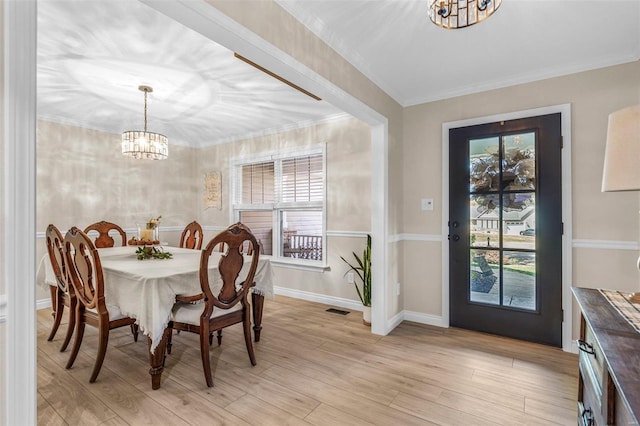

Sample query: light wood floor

[37,296,578,425]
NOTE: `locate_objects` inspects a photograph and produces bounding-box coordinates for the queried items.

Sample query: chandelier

[121,85,168,160]
[428,0,502,29]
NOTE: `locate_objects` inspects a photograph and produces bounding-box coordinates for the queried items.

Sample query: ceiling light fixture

[122,85,168,160]
[428,0,502,29]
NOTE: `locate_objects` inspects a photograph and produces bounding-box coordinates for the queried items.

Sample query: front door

[449,113,563,347]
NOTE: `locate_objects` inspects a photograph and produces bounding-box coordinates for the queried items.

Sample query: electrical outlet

[347,272,355,284]
[395,282,401,296]
[421,198,434,211]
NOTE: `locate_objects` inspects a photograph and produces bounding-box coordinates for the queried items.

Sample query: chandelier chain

[143,89,148,132]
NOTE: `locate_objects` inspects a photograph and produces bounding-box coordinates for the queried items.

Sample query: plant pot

[362,305,371,326]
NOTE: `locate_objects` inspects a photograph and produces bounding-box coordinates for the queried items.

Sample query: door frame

[441,104,573,352]
[4,1,392,422]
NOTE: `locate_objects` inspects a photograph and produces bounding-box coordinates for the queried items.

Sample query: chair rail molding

[389,233,443,243]
[385,233,637,251]
[572,239,639,250]
[36,226,369,239]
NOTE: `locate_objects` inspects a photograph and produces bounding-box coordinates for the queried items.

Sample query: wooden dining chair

[63,226,138,383]
[84,220,127,248]
[168,222,260,387]
[45,224,76,351]
[179,220,204,250]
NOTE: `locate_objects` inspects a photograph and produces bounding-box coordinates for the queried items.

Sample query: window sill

[268,258,330,272]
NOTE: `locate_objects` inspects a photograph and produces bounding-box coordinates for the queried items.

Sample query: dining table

[36,245,274,389]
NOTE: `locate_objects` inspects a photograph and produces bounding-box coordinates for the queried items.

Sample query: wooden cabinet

[573,288,640,425]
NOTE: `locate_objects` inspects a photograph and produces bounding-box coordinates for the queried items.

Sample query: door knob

[451,234,460,241]
[451,221,459,228]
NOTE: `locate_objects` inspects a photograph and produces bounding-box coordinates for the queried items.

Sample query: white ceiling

[38,0,640,148]
[37,0,345,148]
[278,0,640,106]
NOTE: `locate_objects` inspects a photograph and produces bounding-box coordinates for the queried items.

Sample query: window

[231,146,325,264]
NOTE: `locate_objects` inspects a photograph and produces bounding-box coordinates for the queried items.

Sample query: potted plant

[340,234,372,325]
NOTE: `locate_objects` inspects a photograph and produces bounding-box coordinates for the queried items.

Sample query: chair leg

[200,327,214,387]
[216,330,222,346]
[66,307,85,370]
[60,296,76,352]
[242,307,257,366]
[131,323,139,342]
[90,318,110,383]
[47,287,63,341]
[166,327,173,355]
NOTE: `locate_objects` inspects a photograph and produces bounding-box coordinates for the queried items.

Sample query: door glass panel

[470,249,499,305]
[502,132,536,191]
[502,251,536,310]
[469,137,500,192]
[470,194,499,248]
[469,132,538,310]
[502,193,535,250]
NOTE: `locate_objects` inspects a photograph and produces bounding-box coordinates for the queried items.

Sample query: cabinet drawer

[579,362,603,426]
[578,322,605,390]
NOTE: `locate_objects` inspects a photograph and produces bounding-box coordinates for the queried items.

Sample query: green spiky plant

[340,234,371,307]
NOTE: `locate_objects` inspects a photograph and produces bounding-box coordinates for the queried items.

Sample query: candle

[140,228,154,242]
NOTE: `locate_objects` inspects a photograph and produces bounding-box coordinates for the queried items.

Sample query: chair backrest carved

[46,224,69,293]
[84,221,127,248]
[180,221,204,250]
[200,222,259,311]
[64,227,106,312]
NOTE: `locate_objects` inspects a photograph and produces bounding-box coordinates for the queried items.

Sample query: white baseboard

[0,297,49,323]
[36,298,52,311]
[273,286,451,333]
[386,310,404,333]
[402,310,448,328]
[274,286,364,312]
[569,338,579,354]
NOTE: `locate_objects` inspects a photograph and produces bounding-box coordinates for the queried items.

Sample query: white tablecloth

[36,246,274,353]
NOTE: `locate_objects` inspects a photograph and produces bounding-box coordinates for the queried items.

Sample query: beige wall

[35,120,199,299]
[197,117,372,300]
[207,0,405,318]
[37,120,199,233]
[35,117,371,304]
[402,62,640,337]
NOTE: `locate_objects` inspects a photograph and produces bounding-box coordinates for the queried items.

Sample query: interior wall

[35,116,371,305]
[198,117,372,301]
[35,120,199,299]
[206,0,404,319]
[402,61,640,339]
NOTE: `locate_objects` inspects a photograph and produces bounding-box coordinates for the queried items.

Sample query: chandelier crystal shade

[428,0,502,29]
[122,85,168,160]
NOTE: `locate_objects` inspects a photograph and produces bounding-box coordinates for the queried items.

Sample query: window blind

[241,162,274,204]
[281,154,323,203]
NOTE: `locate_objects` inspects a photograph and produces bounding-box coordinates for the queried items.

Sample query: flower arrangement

[146,215,162,230]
